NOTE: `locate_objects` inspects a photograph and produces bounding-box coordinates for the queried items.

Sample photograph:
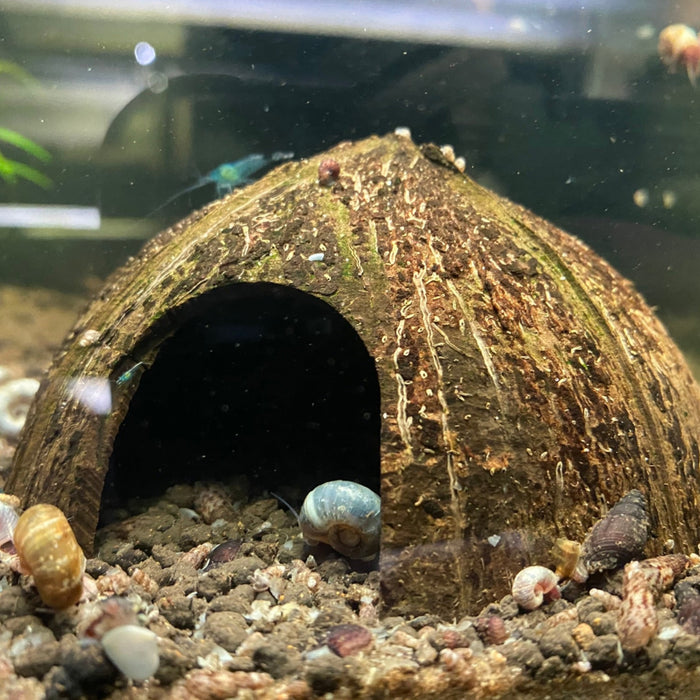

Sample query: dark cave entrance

[103,282,381,520]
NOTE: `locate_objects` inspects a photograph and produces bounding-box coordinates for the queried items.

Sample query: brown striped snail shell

[298,480,380,560]
[13,503,86,609]
[580,489,649,576]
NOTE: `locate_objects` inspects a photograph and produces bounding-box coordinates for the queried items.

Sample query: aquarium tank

[1,1,700,698]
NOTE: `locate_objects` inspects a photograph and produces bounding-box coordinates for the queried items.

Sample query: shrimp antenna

[270,491,300,522]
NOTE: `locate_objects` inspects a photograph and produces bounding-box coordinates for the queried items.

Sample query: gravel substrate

[3,478,700,699]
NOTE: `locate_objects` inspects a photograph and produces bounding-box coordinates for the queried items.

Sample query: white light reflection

[66,377,112,415]
[0,205,100,230]
[134,41,156,66]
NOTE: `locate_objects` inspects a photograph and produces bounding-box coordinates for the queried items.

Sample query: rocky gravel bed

[2,479,700,699]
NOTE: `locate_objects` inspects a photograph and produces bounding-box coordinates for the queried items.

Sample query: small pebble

[203,611,249,652]
[587,634,623,670]
[538,626,579,662]
[253,640,303,679]
[101,624,160,682]
[326,624,373,657]
[536,654,566,680]
[498,639,545,674]
[587,610,619,636]
[305,654,348,694]
[12,639,61,678]
[415,638,438,665]
[571,622,596,651]
[671,634,700,667]
[474,615,508,645]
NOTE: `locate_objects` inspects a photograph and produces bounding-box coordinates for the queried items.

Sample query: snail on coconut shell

[298,480,380,560]
[13,503,86,609]
[580,489,649,578]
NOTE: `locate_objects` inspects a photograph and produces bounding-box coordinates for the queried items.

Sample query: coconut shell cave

[7,133,700,617]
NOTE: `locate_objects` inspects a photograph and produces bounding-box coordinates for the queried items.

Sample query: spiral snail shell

[298,480,380,560]
[13,503,86,609]
[580,489,649,576]
[511,565,561,610]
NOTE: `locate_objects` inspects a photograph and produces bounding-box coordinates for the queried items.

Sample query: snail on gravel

[278,480,381,560]
[12,503,86,608]
[511,565,561,611]
[580,489,649,577]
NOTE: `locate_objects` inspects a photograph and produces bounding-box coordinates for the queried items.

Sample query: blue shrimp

[152,151,294,214]
[116,361,145,386]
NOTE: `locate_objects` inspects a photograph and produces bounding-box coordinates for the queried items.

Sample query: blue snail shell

[298,480,381,560]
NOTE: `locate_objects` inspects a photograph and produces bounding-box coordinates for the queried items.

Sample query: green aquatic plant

[0,60,52,190]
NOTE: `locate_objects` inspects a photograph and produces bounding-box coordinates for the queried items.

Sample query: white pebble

[101,624,159,682]
[197,644,234,670]
[307,252,325,262]
[304,645,335,661]
[658,623,683,640]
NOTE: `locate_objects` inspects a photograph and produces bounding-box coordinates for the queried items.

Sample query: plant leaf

[0,127,51,162]
[0,152,52,189]
[0,152,19,184]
